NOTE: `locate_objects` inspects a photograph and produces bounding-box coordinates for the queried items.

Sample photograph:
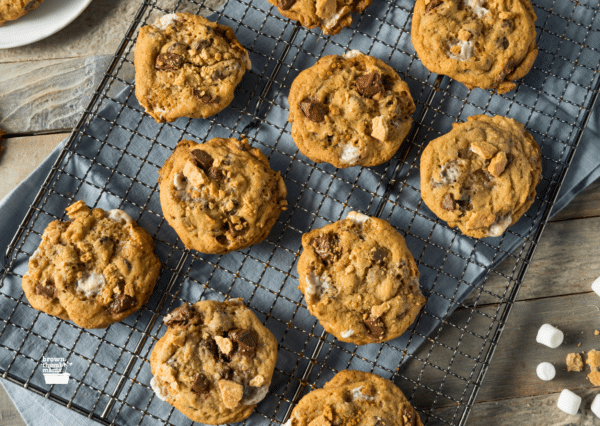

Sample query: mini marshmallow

[591,394,600,418]
[592,276,600,297]
[557,389,581,415]
[347,211,369,224]
[536,362,556,381]
[536,324,564,348]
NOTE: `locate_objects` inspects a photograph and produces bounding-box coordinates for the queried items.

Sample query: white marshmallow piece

[346,211,369,224]
[536,324,564,349]
[590,394,600,418]
[344,49,363,58]
[536,362,556,381]
[592,276,600,297]
[557,389,581,415]
[107,209,133,224]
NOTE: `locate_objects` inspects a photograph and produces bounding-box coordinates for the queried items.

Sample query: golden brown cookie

[134,13,251,123]
[420,115,542,238]
[269,0,372,35]
[411,0,538,93]
[288,51,415,168]
[22,201,161,329]
[284,370,424,426]
[150,299,278,424]
[0,0,45,26]
[297,212,425,345]
[158,138,288,254]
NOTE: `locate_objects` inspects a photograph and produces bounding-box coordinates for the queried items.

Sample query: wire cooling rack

[1,0,599,424]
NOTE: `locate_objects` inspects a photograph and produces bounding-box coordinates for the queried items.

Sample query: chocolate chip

[190,149,214,171]
[212,70,225,81]
[35,282,57,300]
[191,39,212,51]
[25,0,39,12]
[192,90,220,104]
[155,53,184,71]
[364,315,386,340]
[402,407,417,426]
[495,37,509,49]
[191,373,210,395]
[442,194,455,211]
[311,233,340,265]
[208,167,225,181]
[501,19,514,31]
[228,329,258,355]
[372,247,388,266]
[299,98,327,123]
[425,0,443,13]
[201,338,219,359]
[278,0,296,9]
[108,294,137,314]
[164,303,195,327]
[216,234,228,245]
[355,72,384,98]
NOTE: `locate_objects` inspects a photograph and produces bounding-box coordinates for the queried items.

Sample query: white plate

[0,0,92,49]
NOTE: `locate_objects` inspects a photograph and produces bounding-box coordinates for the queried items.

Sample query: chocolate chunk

[108,294,137,315]
[355,72,384,98]
[155,53,184,71]
[191,373,210,395]
[167,42,189,55]
[192,90,220,104]
[402,407,417,426]
[455,196,471,211]
[164,303,195,327]
[311,233,340,265]
[208,167,225,181]
[25,0,39,12]
[501,19,514,31]
[299,98,327,123]
[425,0,443,13]
[190,149,214,171]
[35,282,57,300]
[201,338,219,359]
[364,315,386,340]
[191,39,212,51]
[495,37,509,49]
[216,234,229,245]
[212,70,225,81]
[372,247,388,266]
[442,194,455,211]
[228,329,258,355]
[278,0,296,9]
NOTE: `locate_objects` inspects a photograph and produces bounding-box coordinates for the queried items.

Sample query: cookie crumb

[218,379,244,409]
[566,353,584,372]
[589,370,600,386]
[595,330,599,336]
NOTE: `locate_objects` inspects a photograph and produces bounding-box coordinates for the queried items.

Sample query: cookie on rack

[0,0,45,26]
[134,12,251,123]
[150,298,278,424]
[22,201,161,329]
[288,50,415,168]
[158,138,287,254]
[420,114,542,239]
[268,0,372,35]
[285,370,423,426]
[297,211,425,345]
[411,0,538,93]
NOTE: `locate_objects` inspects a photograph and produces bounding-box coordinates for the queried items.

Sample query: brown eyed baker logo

[42,357,71,384]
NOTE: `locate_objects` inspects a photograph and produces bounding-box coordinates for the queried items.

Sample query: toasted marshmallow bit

[591,394,600,418]
[242,385,269,405]
[306,272,335,300]
[346,211,369,224]
[77,272,106,298]
[592,276,600,297]
[153,14,180,30]
[344,49,363,59]
[447,40,474,61]
[557,389,581,415]
[536,324,564,349]
[536,362,556,381]
[107,209,133,224]
[150,377,169,401]
[173,172,187,190]
[341,329,354,338]
[282,420,293,426]
[316,0,336,19]
[323,6,348,30]
[351,386,374,401]
[488,215,512,237]
[339,143,361,165]
[464,0,489,18]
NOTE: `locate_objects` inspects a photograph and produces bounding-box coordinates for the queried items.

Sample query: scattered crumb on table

[567,353,584,372]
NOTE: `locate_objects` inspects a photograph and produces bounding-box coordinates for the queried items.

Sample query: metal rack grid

[0,0,599,424]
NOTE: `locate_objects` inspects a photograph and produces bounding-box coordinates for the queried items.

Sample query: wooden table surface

[1,1,599,425]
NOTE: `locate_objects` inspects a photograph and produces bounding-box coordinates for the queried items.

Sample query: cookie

[288,51,415,168]
[297,211,425,345]
[134,13,251,123]
[284,370,423,426]
[268,0,372,35]
[150,298,278,424]
[0,0,45,26]
[420,114,542,239]
[22,201,161,329]
[411,0,538,93]
[158,138,288,254]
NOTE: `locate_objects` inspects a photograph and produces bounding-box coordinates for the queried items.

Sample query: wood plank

[0,56,111,133]
[551,178,600,222]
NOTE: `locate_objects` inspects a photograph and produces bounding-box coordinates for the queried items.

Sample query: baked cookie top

[150,299,278,424]
[134,12,251,123]
[22,201,161,329]
[420,114,542,239]
[158,138,288,254]
[0,0,45,26]
[285,370,424,426]
[288,51,415,168]
[411,0,538,93]
[297,212,425,345]
[268,0,372,35]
